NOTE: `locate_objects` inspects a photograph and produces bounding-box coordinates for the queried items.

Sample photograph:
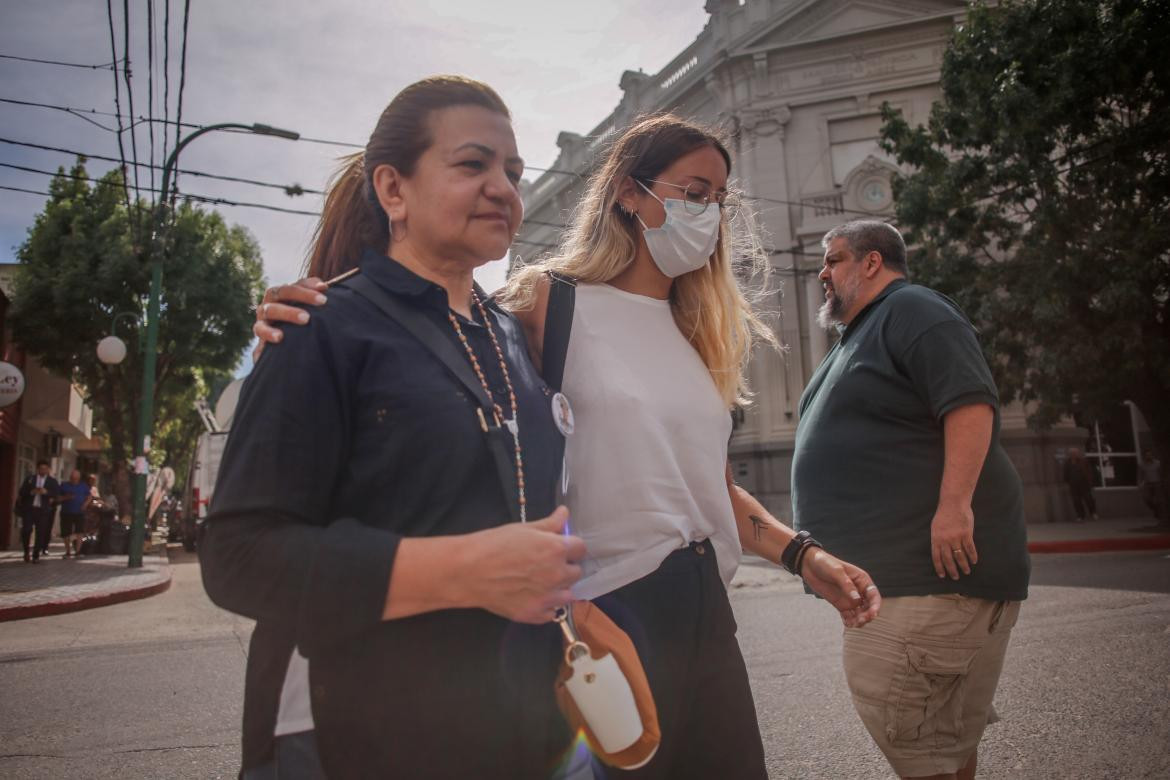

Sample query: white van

[183,379,243,551]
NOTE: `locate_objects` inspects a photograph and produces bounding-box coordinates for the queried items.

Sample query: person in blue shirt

[57,469,90,558]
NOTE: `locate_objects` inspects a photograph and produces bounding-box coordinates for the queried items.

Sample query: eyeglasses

[640,178,729,216]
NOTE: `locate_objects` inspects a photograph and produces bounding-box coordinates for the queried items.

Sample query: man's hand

[931,499,978,579]
[252,278,329,361]
[800,549,882,628]
[933,402,992,579]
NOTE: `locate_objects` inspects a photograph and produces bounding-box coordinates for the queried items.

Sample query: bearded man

[792,220,1030,780]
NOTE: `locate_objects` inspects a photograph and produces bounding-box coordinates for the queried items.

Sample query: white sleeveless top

[564,283,739,600]
[275,648,313,736]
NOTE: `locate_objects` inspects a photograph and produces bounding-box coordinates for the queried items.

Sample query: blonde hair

[498,114,776,406]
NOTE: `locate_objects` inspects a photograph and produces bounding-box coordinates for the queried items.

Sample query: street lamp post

[96,311,138,365]
[128,122,299,567]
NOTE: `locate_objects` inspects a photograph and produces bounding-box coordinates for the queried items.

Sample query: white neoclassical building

[514,0,1120,523]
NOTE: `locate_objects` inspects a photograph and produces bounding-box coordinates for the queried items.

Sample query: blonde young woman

[258,113,880,778]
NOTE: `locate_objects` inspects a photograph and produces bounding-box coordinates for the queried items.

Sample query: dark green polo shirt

[793,279,1029,601]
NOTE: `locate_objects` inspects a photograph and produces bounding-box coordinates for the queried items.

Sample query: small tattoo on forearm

[749,514,766,542]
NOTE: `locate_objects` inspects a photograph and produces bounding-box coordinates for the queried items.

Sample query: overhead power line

[0,95,359,149]
[0,184,52,197]
[173,0,192,203]
[0,53,117,70]
[121,0,144,214]
[146,0,156,201]
[1,160,321,216]
[0,136,321,196]
[105,0,132,213]
[163,1,171,164]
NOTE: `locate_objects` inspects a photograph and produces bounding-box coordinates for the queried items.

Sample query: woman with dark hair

[200,76,585,779]
[258,112,882,779]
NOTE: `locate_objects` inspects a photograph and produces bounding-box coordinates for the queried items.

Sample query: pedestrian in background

[1063,447,1098,522]
[57,469,89,558]
[793,220,1030,780]
[16,459,59,563]
[82,474,102,535]
[1139,450,1166,524]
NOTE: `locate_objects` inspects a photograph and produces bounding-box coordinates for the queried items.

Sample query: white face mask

[634,180,721,278]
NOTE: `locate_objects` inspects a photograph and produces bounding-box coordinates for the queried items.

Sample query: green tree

[879,0,1170,459]
[11,161,266,516]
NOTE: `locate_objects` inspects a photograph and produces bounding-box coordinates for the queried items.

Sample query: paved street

[734,551,1170,779]
[0,548,250,779]
[0,548,1167,779]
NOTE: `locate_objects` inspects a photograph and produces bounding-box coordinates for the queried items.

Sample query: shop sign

[0,361,25,408]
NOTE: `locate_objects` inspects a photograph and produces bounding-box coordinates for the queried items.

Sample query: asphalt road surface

[0,548,1167,779]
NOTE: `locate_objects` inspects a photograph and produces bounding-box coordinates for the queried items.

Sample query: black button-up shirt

[200,249,563,775]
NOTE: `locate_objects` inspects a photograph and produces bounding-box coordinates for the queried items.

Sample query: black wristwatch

[780,530,823,576]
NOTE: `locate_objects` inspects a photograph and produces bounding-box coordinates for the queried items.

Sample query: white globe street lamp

[97,311,138,365]
[96,335,127,365]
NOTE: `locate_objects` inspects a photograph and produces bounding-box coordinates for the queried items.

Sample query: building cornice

[522,0,964,214]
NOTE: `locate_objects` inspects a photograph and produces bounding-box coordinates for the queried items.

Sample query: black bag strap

[343,272,523,523]
[541,271,576,392]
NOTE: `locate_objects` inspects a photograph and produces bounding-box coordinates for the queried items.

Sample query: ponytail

[306,153,389,279]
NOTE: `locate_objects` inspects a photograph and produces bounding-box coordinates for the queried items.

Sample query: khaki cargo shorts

[842,594,1021,777]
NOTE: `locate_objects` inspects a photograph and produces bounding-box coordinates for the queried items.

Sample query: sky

[0,0,711,371]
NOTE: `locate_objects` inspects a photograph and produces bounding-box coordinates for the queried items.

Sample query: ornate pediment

[735,0,964,54]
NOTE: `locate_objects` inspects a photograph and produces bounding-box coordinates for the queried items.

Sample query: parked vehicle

[180,379,242,552]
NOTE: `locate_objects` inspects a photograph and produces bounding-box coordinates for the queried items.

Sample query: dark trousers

[1070,487,1096,520]
[1142,483,1167,522]
[242,731,326,780]
[20,508,53,559]
[594,540,767,780]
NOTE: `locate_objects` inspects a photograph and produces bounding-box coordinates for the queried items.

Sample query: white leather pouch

[563,649,643,753]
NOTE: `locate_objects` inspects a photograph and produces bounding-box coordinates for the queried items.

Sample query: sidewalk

[3,518,1166,618]
[731,515,1170,590]
[0,539,172,622]
[1022,515,1170,553]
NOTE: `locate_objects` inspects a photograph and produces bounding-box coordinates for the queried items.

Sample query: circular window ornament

[858,177,892,212]
[0,361,26,408]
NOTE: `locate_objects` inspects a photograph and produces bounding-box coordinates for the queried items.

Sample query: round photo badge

[551,392,575,437]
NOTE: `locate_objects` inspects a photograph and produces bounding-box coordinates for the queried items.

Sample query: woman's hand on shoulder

[799,550,881,628]
[252,278,329,361]
[458,506,585,623]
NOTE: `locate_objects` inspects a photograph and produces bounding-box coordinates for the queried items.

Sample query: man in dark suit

[16,459,59,562]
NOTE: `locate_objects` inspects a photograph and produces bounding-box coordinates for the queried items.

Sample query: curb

[0,555,173,623]
[1027,535,1170,554]
[0,575,171,622]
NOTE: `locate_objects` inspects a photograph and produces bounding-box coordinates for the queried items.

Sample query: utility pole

[128,122,299,567]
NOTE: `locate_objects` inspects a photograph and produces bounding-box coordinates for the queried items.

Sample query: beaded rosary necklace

[447,293,527,522]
